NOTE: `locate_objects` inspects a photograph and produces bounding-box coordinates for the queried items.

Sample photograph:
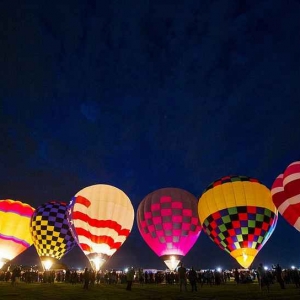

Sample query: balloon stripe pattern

[30,201,75,260]
[68,184,134,268]
[271,161,300,231]
[0,201,34,218]
[74,227,123,250]
[198,175,277,268]
[0,200,35,262]
[0,234,30,248]
[72,210,130,236]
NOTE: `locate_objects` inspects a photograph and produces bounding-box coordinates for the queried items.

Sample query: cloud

[80,101,101,123]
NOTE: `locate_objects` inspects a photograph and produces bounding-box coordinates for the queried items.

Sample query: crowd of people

[255,263,300,291]
[0,263,300,292]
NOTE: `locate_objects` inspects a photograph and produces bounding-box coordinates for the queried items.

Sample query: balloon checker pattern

[202,206,276,252]
[30,201,75,260]
[137,188,201,270]
[198,176,278,268]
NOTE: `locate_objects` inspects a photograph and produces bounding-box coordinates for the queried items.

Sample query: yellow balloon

[198,176,278,268]
[0,200,35,268]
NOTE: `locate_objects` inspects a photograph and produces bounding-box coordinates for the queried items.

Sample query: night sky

[1,0,300,271]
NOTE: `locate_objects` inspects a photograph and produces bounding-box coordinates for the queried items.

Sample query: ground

[1,281,300,300]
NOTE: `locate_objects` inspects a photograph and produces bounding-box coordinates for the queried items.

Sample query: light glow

[90,257,105,271]
[231,248,257,269]
[164,255,180,271]
[42,259,53,271]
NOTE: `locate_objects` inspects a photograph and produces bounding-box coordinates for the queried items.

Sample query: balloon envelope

[137,188,201,271]
[68,184,134,271]
[198,176,278,268]
[0,200,35,268]
[30,201,76,270]
[271,161,300,231]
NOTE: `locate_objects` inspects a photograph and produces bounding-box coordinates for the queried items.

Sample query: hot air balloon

[137,188,201,271]
[67,184,134,271]
[271,161,300,231]
[30,201,76,270]
[0,200,35,269]
[198,176,278,269]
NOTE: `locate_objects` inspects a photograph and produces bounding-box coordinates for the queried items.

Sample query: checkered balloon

[30,201,76,260]
[198,176,278,269]
[137,188,201,270]
[202,206,277,252]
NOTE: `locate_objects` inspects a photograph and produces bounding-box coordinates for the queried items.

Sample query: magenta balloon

[137,188,201,268]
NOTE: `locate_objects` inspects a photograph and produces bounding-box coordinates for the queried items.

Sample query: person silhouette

[177,263,187,292]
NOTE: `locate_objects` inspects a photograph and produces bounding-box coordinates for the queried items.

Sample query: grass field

[1,281,300,300]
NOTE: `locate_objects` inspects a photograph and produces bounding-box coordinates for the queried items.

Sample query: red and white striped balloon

[271,161,300,231]
[68,184,134,270]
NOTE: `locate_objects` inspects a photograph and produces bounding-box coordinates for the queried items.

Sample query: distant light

[291,265,295,270]
[217,267,222,273]
[124,268,128,273]
[264,266,268,271]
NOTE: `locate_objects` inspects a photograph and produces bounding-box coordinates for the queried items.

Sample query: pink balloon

[137,188,201,270]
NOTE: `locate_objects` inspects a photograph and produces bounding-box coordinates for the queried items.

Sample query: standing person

[15,267,21,285]
[188,267,197,292]
[11,267,21,286]
[138,268,144,284]
[274,264,285,289]
[177,262,188,292]
[83,268,90,290]
[126,267,135,291]
[234,268,240,284]
[257,263,269,292]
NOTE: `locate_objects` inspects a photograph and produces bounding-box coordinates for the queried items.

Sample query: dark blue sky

[1,0,300,270]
